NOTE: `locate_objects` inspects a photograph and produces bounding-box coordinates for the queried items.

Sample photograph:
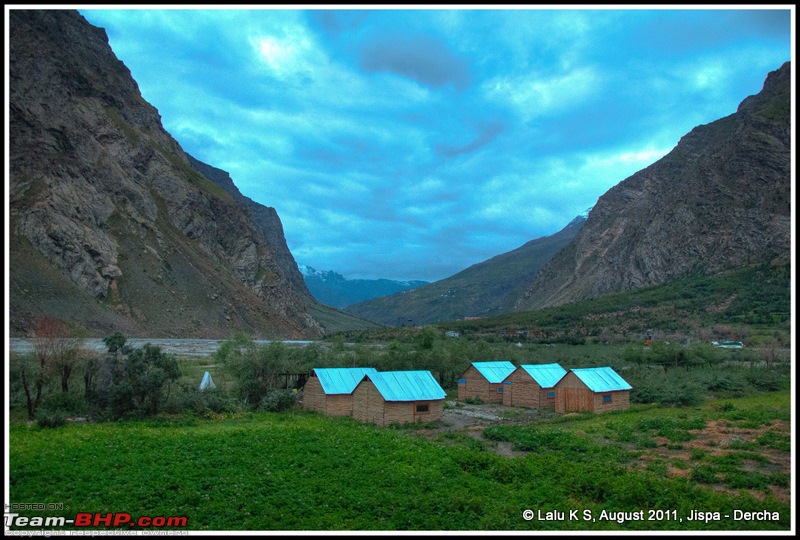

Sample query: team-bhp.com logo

[5,511,188,529]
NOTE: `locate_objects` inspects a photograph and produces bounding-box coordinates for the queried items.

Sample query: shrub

[744,369,786,391]
[258,389,299,413]
[659,380,704,407]
[40,392,87,416]
[36,408,67,428]
[163,387,242,416]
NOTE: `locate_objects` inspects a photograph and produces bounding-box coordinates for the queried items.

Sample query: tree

[217,335,293,408]
[19,317,65,419]
[92,334,180,417]
[103,331,130,357]
[120,343,180,415]
[10,353,45,420]
[649,340,688,373]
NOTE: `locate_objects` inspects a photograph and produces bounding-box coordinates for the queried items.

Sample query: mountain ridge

[9,10,374,338]
[514,61,791,311]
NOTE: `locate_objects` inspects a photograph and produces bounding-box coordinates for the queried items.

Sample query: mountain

[298,265,428,309]
[186,155,311,297]
[344,215,586,325]
[514,61,791,311]
[8,10,373,338]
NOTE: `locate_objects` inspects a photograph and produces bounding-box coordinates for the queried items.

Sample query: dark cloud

[357,33,471,90]
[434,120,505,158]
[308,9,371,37]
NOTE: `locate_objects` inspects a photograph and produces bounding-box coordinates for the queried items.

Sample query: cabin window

[603,394,612,403]
[416,404,429,413]
[547,391,555,398]
[497,387,503,393]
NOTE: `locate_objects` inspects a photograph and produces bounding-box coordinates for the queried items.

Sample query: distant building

[457,361,516,403]
[302,367,378,417]
[713,341,744,349]
[502,363,567,409]
[554,366,632,414]
[352,371,446,427]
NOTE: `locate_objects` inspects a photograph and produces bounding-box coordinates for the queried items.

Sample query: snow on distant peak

[297,264,316,277]
[580,206,593,219]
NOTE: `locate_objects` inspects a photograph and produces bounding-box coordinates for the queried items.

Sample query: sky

[70,6,793,282]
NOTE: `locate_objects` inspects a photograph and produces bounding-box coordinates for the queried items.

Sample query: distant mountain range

[345,214,586,325]
[298,266,428,309]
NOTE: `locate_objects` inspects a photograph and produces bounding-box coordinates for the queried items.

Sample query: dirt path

[411,401,558,457]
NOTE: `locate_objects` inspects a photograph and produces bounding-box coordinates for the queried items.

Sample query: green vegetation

[7,259,792,532]
[8,391,790,531]
[337,263,790,348]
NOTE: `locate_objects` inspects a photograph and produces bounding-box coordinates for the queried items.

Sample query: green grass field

[8,390,791,532]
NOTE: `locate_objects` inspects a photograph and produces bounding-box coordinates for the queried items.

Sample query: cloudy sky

[77,6,792,282]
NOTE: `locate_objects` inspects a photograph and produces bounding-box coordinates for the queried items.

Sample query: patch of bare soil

[411,403,791,505]
[413,401,557,457]
[636,419,791,504]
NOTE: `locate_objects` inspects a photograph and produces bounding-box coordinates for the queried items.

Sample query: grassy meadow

[8,389,791,532]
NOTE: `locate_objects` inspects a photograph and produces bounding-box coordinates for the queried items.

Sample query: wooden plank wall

[502,370,540,408]
[352,380,384,425]
[352,380,444,427]
[554,372,631,413]
[302,376,356,416]
[458,365,504,403]
[302,377,326,413]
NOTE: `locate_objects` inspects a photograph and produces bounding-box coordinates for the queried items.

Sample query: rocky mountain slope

[345,215,585,325]
[8,10,372,338]
[514,61,791,311]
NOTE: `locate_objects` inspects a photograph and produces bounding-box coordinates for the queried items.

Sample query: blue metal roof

[570,367,632,392]
[365,371,446,402]
[313,367,378,395]
[471,361,516,383]
[518,363,567,388]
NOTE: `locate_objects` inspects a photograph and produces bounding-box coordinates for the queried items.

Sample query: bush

[40,392,88,416]
[659,380,704,407]
[36,408,67,428]
[258,389,300,413]
[163,387,243,416]
[744,369,786,391]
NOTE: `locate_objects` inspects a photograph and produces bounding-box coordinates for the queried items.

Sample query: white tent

[199,371,216,391]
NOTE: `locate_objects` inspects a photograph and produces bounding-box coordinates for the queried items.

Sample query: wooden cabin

[554,366,632,414]
[302,367,378,416]
[457,361,516,403]
[352,370,446,427]
[502,363,566,409]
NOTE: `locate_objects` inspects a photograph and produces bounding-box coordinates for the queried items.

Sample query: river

[7,338,316,357]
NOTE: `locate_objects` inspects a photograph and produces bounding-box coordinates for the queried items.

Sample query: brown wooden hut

[502,363,566,409]
[457,361,516,403]
[352,370,446,427]
[302,367,377,416]
[553,366,632,414]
